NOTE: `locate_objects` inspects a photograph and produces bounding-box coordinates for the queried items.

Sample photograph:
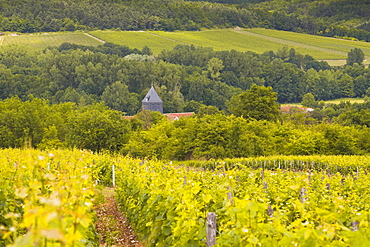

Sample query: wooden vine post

[227,186,233,203]
[300,187,307,203]
[207,212,217,247]
[112,164,116,187]
[351,221,360,231]
[267,205,274,218]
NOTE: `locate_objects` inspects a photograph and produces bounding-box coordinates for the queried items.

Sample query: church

[142,86,164,113]
[141,86,194,120]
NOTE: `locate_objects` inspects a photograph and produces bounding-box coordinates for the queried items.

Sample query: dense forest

[0,42,368,114]
[0,0,370,41]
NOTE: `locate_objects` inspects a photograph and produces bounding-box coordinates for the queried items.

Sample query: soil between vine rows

[94,188,143,247]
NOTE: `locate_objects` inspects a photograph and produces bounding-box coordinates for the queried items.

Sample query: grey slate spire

[142,86,163,113]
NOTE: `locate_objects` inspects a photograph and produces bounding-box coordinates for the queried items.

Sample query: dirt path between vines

[94,188,143,247]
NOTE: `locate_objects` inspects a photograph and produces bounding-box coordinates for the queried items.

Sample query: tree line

[126,84,370,160]
[1,94,370,159]
[125,113,370,160]
[0,0,369,42]
[0,97,131,152]
[0,42,368,116]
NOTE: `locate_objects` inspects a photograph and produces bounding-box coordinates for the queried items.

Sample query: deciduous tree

[228,84,280,121]
[346,48,365,66]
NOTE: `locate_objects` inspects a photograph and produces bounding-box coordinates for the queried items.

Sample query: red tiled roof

[281,106,314,113]
[164,112,195,121]
[123,112,195,121]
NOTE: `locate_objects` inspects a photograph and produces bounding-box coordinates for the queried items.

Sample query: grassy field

[1,32,103,50]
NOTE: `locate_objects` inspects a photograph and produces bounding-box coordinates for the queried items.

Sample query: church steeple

[142,86,163,113]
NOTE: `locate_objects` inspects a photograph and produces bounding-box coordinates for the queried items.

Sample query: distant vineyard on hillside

[2,29,370,64]
[89,29,370,62]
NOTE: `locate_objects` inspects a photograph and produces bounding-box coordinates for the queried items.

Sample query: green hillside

[246,29,370,59]
[88,30,180,54]
[2,29,370,64]
[0,0,369,44]
[152,29,351,60]
[89,29,370,62]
